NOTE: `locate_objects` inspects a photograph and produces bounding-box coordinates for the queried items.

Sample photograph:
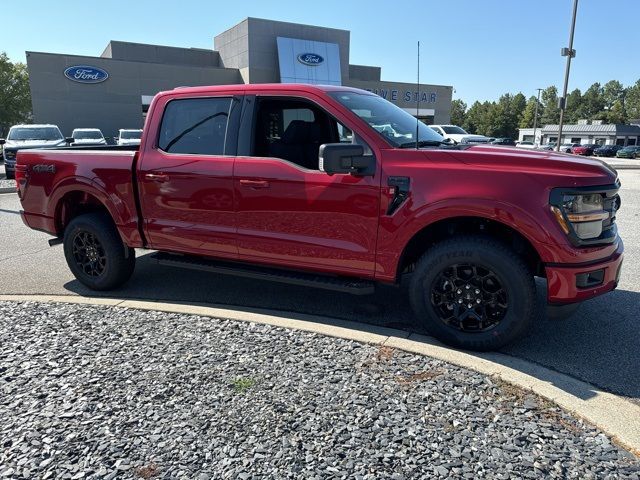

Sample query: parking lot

[0,170,639,405]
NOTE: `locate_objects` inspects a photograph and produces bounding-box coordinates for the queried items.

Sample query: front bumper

[545,239,624,304]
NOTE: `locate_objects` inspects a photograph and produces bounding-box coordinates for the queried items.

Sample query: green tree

[602,80,625,110]
[564,88,583,123]
[0,52,31,135]
[581,82,605,119]
[450,99,467,126]
[540,86,559,125]
[520,95,543,128]
[626,79,640,120]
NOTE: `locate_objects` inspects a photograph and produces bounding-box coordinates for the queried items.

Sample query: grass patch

[232,377,257,393]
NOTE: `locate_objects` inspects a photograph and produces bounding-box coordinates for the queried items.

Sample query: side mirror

[65,137,75,145]
[319,143,374,176]
[0,138,5,145]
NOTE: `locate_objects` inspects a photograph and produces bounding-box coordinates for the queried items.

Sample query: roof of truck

[163,83,369,97]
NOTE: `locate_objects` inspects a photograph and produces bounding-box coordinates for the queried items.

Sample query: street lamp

[556,0,579,152]
[533,88,543,147]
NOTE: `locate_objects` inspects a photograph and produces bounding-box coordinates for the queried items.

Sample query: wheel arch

[396,215,546,281]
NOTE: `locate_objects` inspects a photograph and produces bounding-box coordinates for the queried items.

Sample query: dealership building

[26,17,453,138]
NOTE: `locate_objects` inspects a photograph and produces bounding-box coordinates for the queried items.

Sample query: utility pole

[556,0,579,151]
[533,88,543,146]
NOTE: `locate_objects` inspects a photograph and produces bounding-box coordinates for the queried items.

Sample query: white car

[71,128,106,146]
[515,141,537,149]
[1,124,67,179]
[429,125,490,144]
[116,129,143,146]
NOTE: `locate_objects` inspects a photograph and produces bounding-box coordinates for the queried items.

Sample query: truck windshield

[121,130,141,139]
[328,92,444,147]
[8,127,63,141]
[73,130,103,139]
[442,126,468,135]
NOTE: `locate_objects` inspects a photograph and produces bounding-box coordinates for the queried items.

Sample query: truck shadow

[63,252,640,403]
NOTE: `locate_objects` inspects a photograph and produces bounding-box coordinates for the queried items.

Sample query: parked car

[537,143,556,151]
[593,145,622,157]
[429,125,490,144]
[515,141,536,149]
[559,143,580,153]
[571,144,599,156]
[491,138,516,146]
[616,145,640,159]
[116,129,143,146]
[15,84,623,351]
[0,124,66,179]
[71,128,106,146]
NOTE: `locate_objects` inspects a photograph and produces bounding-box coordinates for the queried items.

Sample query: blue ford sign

[297,53,324,66]
[64,65,109,84]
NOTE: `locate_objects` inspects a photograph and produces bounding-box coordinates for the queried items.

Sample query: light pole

[532,88,543,146]
[556,0,579,151]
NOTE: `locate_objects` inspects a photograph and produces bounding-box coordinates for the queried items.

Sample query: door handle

[145,173,169,182]
[239,179,270,189]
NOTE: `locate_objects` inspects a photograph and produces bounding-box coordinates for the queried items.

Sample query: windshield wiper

[398,140,447,148]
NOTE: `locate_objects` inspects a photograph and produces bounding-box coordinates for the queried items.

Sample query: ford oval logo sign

[297,53,324,66]
[64,65,109,84]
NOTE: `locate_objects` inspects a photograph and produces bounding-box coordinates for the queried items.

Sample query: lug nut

[467,303,473,308]
[465,285,471,290]
[476,299,481,304]
[475,289,480,294]
[456,289,462,294]
[457,299,463,303]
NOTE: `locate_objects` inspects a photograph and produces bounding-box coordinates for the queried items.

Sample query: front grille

[3,149,16,161]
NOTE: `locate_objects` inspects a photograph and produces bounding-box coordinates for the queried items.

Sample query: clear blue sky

[2,0,638,104]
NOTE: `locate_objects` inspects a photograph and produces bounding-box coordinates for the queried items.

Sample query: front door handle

[145,173,169,182]
[239,179,270,189]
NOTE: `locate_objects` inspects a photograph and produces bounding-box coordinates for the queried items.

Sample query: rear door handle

[145,173,169,182]
[239,179,270,189]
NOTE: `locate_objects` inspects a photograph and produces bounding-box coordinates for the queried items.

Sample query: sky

[1,0,638,105]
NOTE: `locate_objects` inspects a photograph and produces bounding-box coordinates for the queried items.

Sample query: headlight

[551,193,609,240]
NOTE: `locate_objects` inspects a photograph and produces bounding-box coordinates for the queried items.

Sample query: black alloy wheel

[430,263,508,332]
[72,231,107,277]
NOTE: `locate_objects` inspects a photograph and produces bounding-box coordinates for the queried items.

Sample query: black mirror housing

[319,143,374,176]
[0,138,5,145]
[65,137,75,144]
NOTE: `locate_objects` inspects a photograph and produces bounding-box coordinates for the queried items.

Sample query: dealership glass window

[616,138,626,146]
[158,97,232,155]
[628,138,637,146]
[571,137,581,144]
[522,135,534,142]
[252,97,368,170]
[594,137,606,145]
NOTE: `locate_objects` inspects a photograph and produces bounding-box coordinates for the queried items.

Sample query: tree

[520,95,543,128]
[602,80,625,111]
[0,52,31,136]
[564,88,583,123]
[540,86,559,125]
[581,82,605,119]
[626,79,640,120]
[450,99,467,127]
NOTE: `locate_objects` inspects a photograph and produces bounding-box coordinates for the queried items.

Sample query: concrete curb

[2,293,639,455]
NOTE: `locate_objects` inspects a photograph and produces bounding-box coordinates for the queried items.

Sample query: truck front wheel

[409,236,536,351]
[63,213,135,291]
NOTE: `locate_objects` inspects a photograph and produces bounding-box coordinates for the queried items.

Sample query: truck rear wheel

[409,236,536,351]
[63,213,135,291]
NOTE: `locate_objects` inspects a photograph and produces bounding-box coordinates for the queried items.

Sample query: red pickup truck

[15,84,623,350]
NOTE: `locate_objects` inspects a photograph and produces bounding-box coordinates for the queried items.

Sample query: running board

[151,252,375,295]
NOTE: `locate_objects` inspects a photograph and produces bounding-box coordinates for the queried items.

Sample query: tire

[5,171,14,180]
[63,213,135,290]
[409,235,536,351]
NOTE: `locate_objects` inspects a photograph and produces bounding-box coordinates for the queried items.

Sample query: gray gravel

[1,301,638,479]
[0,179,15,191]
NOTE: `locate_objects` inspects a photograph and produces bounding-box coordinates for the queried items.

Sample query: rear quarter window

[158,97,232,155]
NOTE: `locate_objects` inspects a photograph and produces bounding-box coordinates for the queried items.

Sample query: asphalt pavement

[1,170,639,405]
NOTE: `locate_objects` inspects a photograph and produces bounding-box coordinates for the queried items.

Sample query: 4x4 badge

[33,164,56,174]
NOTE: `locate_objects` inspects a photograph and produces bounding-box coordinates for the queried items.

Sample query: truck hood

[447,144,617,186]
[4,139,66,149]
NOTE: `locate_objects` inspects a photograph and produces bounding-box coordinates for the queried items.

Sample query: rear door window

[158,97,232,155]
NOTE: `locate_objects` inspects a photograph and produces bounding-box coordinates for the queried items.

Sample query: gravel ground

[0,301,638,479]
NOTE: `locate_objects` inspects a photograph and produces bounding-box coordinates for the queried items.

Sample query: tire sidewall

[63,214,130,290]
[410,239,535,350]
